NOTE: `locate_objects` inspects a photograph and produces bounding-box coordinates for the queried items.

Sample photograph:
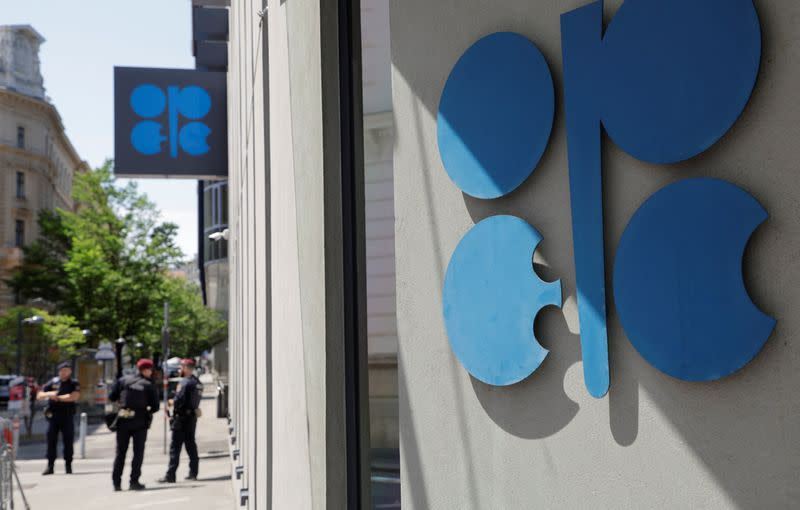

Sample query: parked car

[0,375,28,410]
[0,375,15,408]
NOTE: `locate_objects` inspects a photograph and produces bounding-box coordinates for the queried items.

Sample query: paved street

[9,374,232,509]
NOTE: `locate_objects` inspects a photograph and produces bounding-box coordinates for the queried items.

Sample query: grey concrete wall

[228,0,356,508]
[391,0,800,508]
[228,0,270,507]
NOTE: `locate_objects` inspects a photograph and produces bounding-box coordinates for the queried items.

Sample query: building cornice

[0,87,87,169]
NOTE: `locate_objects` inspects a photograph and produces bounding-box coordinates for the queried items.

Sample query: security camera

[208,228,229,241]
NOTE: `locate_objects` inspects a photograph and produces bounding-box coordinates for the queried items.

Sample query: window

[203,181,229,263]
[16,172,25,198]
[17,126,25,149]
[356,2,400,506]
[15,220,24,247]
[204,188,213,227]
[221,185,228,224]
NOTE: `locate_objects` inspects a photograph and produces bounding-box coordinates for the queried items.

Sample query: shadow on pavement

[195,474,231,482]
[199,453,228,460]
[135,485,184,492]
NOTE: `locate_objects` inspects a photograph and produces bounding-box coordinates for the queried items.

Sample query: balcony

[0,137,47,157]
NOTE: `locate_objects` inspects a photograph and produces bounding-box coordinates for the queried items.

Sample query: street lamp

[16,313,44,375]
[70,329,92,370]
[126,338,144,368]
[115,337,126,379]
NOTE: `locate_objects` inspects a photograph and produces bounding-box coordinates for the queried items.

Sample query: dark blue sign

[114,67,227,178]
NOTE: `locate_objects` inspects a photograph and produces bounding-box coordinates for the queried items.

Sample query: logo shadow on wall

[437,0,775,443]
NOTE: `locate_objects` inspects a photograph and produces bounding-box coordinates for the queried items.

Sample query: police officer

[38,361,80,475]
[158,358,203,483]
[109,358,160,491]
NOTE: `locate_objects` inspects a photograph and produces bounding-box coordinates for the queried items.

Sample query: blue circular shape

[600,0,761,163]
[613,178,775,381]
[130,121,165,155]
[437,32,555,199]
[443,216,562,386]
[179,122,211,156]
[176,86,212,119]
[130,84,166,118]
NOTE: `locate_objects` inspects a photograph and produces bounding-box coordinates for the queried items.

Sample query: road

[9,374,233,509]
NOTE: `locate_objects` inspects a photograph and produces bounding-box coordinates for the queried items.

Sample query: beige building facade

[0,25,87,312]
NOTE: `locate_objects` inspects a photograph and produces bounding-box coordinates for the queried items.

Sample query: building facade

[0,25,88,312]
[220,0,800,508]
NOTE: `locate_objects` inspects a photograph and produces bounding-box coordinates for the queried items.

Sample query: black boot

[129,481,146,491]
[185,473,197,481]
[42,464,54,476]
[65,462,72,474]
[158,475,176,483]
[113,484,122,492]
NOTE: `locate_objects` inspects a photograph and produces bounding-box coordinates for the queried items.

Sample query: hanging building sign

[114,66,227,178]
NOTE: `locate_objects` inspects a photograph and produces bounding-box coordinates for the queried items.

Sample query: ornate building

[0,25,88,312]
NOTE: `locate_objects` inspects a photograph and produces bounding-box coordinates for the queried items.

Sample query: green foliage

[0,307,85,380]
[7,160,226,366]
[157,276,227,357]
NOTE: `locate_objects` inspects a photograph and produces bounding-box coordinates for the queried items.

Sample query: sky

[3,0,199,258]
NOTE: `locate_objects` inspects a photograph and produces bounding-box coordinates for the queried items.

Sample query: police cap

[136,358,154,370]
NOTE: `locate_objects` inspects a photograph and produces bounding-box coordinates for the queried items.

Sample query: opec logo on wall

[438,0,775,398]
[114,67,227,178]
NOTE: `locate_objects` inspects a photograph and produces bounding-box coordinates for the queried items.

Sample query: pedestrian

[109,358,160,491]
[37,361,80,475]
[158,358,203,483]
[25,376,39,435]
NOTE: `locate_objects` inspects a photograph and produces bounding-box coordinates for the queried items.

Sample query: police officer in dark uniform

[38,361,80,475]
[158,358,203,483]
[109,358,160,491]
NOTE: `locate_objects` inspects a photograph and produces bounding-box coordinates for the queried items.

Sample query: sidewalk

[10,374,233,509]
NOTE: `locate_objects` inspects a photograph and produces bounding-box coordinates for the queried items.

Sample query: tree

[8,160,226,362]
[153,275,227,358]
[0,307,85,381]
[59,161,183,342]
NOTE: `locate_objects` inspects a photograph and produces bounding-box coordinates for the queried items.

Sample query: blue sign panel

[114,67,227,178]
[437,0,773,397]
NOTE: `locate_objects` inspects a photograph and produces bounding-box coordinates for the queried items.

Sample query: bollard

[11,416,19,461]
[79,412,88,459]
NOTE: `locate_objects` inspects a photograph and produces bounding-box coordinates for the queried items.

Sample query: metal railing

[0,418,30,510]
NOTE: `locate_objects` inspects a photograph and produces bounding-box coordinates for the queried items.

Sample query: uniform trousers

[112,421,148,485]
[46,413,74,465]
[167,415,198,478]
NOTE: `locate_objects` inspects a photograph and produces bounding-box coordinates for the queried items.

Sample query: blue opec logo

[129,84,212,158]
[438,0,775,398]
